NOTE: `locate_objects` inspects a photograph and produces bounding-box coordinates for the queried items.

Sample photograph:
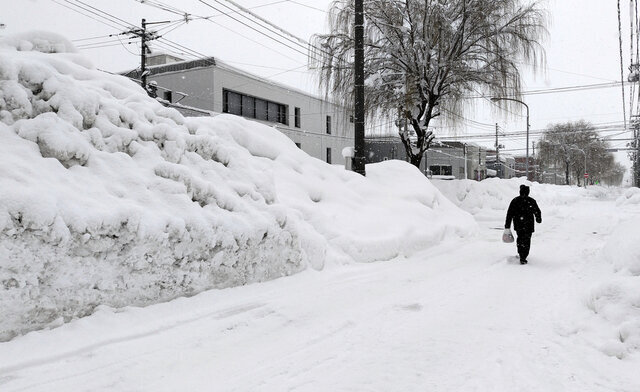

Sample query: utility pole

[141,19,148,90]
[124,18,167,92]
[495,123,499,178]
[352,0,366,176]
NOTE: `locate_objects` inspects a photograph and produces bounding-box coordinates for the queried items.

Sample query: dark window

[242,95,255,118]
[255,99,268,121]
[430,165,452,176]
[223,89,287,125]
[294,107,301,128]
[224,90,242,115]
[278,104,288,125]
[326,115,332,134]
[326,147,332,164]
[267,102,279,122]
[163,91,172,102]
[349,115,354,123]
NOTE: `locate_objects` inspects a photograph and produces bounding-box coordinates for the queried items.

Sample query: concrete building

[123,53,354,166]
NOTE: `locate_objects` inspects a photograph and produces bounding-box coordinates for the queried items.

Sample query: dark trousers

[516,231,532,260]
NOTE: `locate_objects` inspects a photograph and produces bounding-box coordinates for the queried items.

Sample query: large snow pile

[0,33,475,341]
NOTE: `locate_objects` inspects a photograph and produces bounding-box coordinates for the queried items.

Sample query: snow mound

[0,32,475,341]
[600,219,640,276]
[585,279,640,359]
[581,217,640,359]
[617,187,640,206]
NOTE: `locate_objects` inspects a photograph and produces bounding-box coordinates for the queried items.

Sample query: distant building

[365,137,489,180]
[486,150,516,179]
[123,53,354,166]
[514,156,537,180]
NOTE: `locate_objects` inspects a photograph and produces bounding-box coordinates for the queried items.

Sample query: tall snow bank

[0,33,475,340]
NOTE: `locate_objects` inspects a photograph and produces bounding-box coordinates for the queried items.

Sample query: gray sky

[2,0,637,173]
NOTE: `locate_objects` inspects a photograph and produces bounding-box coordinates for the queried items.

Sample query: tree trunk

[410,153,423,168]
[565,161,570,185]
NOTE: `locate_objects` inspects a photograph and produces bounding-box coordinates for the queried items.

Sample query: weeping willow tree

[310,0,547,168]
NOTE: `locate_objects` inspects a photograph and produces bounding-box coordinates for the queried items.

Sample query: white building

[123,54,354,166]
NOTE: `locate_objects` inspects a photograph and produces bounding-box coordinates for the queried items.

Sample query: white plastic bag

[502,228,514,243]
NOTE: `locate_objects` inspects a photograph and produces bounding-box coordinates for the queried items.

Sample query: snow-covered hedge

[0,33,475,340]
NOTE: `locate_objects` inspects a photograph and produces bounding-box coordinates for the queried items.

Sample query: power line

[617,0,628,130]
[133,0,188,17]
[285,0,328,13]
[217,0,308,46]
[141,1,310,66]
[50,0,127,31]
[63,0,134,29]
[197,0,310,58]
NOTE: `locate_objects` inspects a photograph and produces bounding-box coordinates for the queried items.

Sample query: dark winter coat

[505,187,542,234]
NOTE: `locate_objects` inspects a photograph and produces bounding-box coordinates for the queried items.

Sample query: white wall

[149,63,354,165]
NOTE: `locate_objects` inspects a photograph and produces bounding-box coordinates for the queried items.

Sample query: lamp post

[491,97,530,180]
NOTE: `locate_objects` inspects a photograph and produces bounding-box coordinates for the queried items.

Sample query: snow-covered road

[1,193,639,391]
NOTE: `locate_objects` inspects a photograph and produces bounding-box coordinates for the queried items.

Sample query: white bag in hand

[502,228,514,243]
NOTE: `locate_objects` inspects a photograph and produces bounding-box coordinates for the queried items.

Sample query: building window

[326,115,332,134]
[326,147,332,164]
[255,99,268,121]
[224,90,242,115]
[163,91,172,102]
[294,107,301,128]
[430,165,452,176]
[223,89,288,125]
[349,114,354,123]
[242,95,255,118]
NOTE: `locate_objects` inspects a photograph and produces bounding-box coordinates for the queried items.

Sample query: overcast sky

[2,0,637,174]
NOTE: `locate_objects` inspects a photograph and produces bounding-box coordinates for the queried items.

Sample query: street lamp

[491,97,530,180]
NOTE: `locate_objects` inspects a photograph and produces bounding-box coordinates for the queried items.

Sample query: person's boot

[520,258,528,265]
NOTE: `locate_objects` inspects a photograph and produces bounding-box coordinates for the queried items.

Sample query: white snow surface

[1,179,639,391]
[0,33,474,341]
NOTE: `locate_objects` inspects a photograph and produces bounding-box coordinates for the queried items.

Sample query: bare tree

[310,0,547,168]
[538,121,617,185]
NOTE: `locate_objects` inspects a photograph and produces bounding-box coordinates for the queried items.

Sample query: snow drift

[0,33,475,341]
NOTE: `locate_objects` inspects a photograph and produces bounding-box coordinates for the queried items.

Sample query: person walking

[505,185,542,264]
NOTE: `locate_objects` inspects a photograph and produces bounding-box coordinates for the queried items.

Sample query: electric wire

[617,0,628,130]
[50,0,127,31]
[197,0,310,58]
